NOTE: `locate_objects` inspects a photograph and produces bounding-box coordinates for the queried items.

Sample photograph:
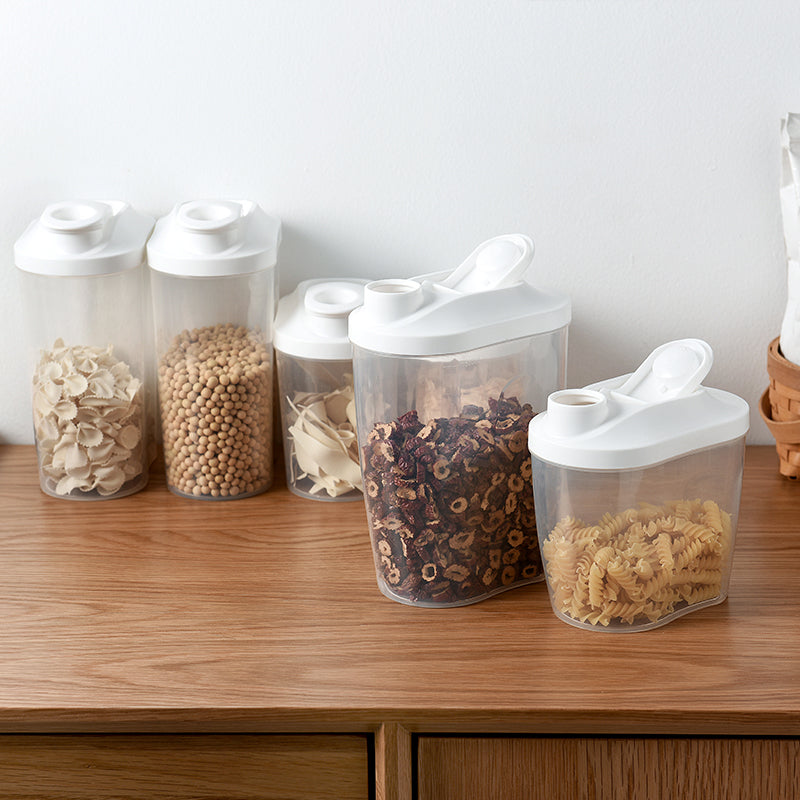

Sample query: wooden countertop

[0,445,797,736]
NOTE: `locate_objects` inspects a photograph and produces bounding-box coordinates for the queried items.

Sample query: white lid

[347,234,571,356]
[274,278,369,360]
[147,199,280,277]
[14,200,154,276]
[528,339,750,470]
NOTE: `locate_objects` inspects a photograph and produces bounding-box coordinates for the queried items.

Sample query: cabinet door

[0,734,369,799]
[417,736,800,800]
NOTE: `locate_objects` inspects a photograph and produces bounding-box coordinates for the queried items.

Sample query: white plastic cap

[14,200,154,276]
[348,234,571,356]
[529,339,750,470]
[275,278,369,360]
[147,199,280,277]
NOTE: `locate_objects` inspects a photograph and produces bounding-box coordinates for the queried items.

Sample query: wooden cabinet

[0,735,369,799]
[417,737,800,800]
[0,446,797,798]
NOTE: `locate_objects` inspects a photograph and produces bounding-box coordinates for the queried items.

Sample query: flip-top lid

[275,278,368,360]
[528,339,750,470]
[347,234,570,356]
[15,200,153,276]
[147,199,280,277]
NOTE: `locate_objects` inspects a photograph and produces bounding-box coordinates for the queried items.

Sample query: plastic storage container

[528,339,750,632]
[147,200,280,499]
[349,234,571,607]
[14,200,154,500]
[275,278,368,500]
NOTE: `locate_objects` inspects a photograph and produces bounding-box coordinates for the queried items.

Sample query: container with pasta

[275,278,368,500]
[15,201,155,500]
[528,339,749,632]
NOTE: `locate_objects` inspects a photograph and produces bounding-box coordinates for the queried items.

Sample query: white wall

[1,0,796,445]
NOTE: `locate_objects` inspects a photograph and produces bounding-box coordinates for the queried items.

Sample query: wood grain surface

[417,736,800,800]
[0,445,797,736]
[0,734,368,799]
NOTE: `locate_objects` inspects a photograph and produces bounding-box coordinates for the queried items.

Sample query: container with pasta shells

[15,201,155,500]
[528,339,750,631]
[274,278,368,501]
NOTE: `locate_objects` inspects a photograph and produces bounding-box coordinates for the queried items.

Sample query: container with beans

[348,235,571,606]
[148,200,281,499]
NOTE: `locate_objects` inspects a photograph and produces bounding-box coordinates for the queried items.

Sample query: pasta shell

[87,438,116,462]
[76,423,104,447]
[87,369,115,399]
[117,424,141,450]
[61,373,89,397]
[55,474,86,496]
[39,379,63,405]
[93,466,126,495]
[53,400,78,422]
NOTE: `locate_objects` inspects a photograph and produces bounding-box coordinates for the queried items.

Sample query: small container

[14,200,154,500]
[349,234,571,607]
[528,339,750,632]
[147,200,281,499]
[275,278,368,500]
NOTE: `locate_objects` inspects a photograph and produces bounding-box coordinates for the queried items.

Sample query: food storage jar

[528,339,750,632]
[275,278,368,500]
[15,200,155,500]
[348,234,571,607]
[147,199,280,499]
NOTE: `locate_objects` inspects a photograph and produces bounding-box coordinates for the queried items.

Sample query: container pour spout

[438,234,534,293]
[614,339,713,404]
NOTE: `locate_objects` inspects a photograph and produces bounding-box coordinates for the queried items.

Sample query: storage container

[15,200,154,500]
[349,234,571,606]
[147,200,280,499]
[528,339,750,631]
[275,278,368,500]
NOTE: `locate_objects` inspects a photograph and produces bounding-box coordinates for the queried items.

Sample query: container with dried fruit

[528,339,750,632]
[15,201,155,500]
[147,200,281,499]
[275,279,368,500]
[348,234,571,606]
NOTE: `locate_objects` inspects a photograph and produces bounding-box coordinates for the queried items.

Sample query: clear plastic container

[274,279,368,500]
[147,200,281,499]
[349,235,571,606]
[14,200,154,500]
[529,339,750,632]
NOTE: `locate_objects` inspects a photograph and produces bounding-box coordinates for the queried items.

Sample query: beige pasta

[541,499,732,628]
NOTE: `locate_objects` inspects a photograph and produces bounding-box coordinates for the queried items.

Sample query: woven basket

[760,336,800,479]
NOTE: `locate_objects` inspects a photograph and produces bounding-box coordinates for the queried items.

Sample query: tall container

[15,200,154,499]
[147,200,281,499]
[529,339,750,631]
[349,235,571,606]
[275,279,368,500]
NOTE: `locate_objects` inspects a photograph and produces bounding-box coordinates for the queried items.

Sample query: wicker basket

[760,336,800,479]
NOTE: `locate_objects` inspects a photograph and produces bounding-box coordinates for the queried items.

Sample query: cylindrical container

[275,278,368,500]
[147,200,281,499]
[349,234,571,607]
[14,200,154,499]
[529,339,750,632]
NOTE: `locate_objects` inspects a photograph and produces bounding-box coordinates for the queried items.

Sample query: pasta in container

[274,278,368,501]
[15,201,155,500]
[528,339,749,632]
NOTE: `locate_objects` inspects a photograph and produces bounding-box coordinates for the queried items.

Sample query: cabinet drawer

[0,734,369,799]
[417,736,800,800]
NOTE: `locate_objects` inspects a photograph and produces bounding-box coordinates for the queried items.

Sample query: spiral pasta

[541,499,732,628]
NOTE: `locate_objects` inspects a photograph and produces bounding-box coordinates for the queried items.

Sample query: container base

[549,593,727,633]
